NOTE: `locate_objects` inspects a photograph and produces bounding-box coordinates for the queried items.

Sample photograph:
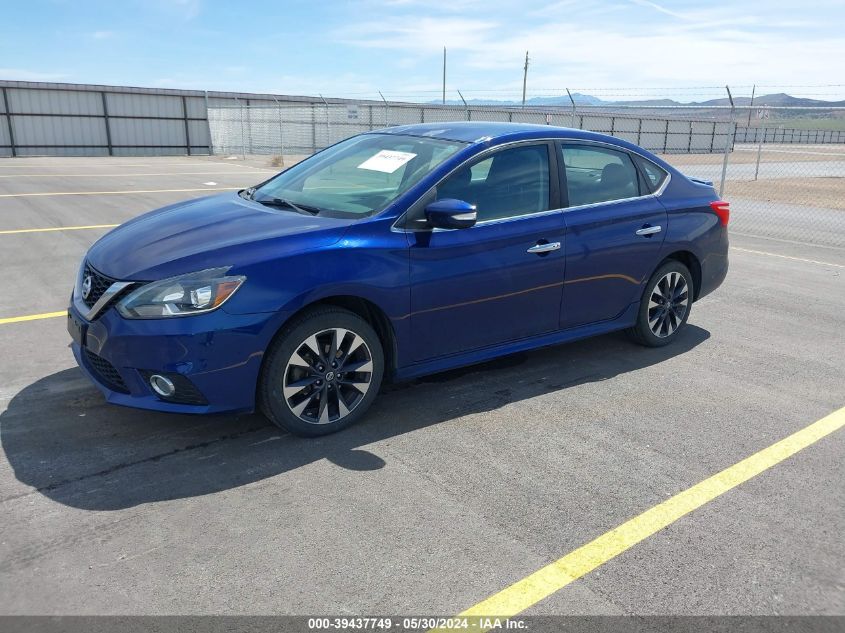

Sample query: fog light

[149,374,176,397]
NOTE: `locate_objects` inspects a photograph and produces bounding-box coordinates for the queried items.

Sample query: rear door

[559,142,668,328]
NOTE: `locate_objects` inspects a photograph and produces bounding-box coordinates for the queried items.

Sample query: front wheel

[259,307,384,436]
[628,261,694,347]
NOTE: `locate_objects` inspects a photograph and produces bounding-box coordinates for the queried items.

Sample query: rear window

[634,155,669,192]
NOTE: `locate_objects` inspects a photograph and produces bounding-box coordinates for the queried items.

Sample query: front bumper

[68,302,284,415]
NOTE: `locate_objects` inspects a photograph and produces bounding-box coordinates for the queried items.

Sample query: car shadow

[1,326,709,511]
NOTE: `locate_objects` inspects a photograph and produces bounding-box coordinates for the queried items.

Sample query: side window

[436,144,550,221]
[634,155,669,192]
[561,145,640,207]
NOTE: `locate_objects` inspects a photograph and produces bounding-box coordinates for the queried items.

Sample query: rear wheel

[628,260,693,347]
[259,307,384,436]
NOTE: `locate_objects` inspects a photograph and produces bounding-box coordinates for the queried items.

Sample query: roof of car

[375,120,675,172]
[378,121,616,144]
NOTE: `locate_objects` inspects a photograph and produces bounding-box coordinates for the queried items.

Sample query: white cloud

[337,3,844,97]
[0,68,70,81]
[337,16,498,52]
[626,0,691,21]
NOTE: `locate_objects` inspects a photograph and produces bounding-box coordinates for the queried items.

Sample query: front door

[408,143,566,361]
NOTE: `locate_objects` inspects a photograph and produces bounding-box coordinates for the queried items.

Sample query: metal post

[521,51,529,107]
[203,90,212,154]
[378,91,388,127]
[719,85,735,198]
[101,91,113,156]
[754,126,764,181]
[310,101,317,154]
[236,97,246,159]
[319,94,330,148]
[442,47,446,105]
[3,87,17,157]
[272,96,285,166]
[180,95,191,156]
[565,88,576,128]
[245,98,253,156]
[457,90,469,121]
[746,84,755,127]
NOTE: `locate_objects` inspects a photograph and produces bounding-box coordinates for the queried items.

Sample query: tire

[259,307,384,437]
[628,260,694,347]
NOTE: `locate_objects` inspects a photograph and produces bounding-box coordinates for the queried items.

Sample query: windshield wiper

[254,196,321,215]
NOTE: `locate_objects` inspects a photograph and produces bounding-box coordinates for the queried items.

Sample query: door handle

[635,225,662,236]
[527,241,561,254]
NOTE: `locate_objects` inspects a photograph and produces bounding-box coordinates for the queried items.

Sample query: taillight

[710,200,730,226]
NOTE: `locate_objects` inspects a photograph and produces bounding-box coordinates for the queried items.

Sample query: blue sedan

[68,122,729,436]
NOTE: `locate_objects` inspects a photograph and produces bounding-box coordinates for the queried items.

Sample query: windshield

[249,134,466,218]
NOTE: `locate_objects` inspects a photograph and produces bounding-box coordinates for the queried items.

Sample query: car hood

[86,192,355,280]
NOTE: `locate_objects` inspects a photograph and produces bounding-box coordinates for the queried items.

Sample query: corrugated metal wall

[0,81,212,156]
[4,80,842,158]
[0,81,373,157]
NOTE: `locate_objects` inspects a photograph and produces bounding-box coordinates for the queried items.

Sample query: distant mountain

[430,92,845,108]
[700,93,845,107]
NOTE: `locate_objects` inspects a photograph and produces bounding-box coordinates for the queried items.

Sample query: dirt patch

[723,177,845,210]
[661,147,845,166]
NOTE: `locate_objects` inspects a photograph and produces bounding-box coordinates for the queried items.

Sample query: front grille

[84,348,130,393]
[81,262,117,309]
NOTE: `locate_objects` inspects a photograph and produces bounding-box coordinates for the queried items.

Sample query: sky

[2,0,844,102]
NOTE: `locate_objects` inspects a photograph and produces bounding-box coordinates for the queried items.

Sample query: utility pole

[442,47,446,105]
[521,51,529,107]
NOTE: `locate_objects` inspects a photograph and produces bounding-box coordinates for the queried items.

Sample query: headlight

[116,267,246,319]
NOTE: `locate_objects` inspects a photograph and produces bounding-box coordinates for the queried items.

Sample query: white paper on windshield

[357,150,417,173]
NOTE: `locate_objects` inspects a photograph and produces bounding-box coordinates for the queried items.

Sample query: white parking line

[731,246,845,269]
[731,232,845,252]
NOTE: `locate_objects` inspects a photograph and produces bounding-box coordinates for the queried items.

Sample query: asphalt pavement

[0,156,842,617]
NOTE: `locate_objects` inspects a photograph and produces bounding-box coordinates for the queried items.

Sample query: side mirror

[424,199,477,229]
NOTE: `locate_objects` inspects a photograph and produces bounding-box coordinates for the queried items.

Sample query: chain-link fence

[208,101,845,248]
[208,101,735,160]
[661,107,845,248]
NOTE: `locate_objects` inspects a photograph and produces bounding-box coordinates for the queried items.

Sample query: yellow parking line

[453,405,845,626]
[0,162,214,168]
[0,171,272,178]
[0,187,240,198]
[0,224,118,235]
[0,311,67,325]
